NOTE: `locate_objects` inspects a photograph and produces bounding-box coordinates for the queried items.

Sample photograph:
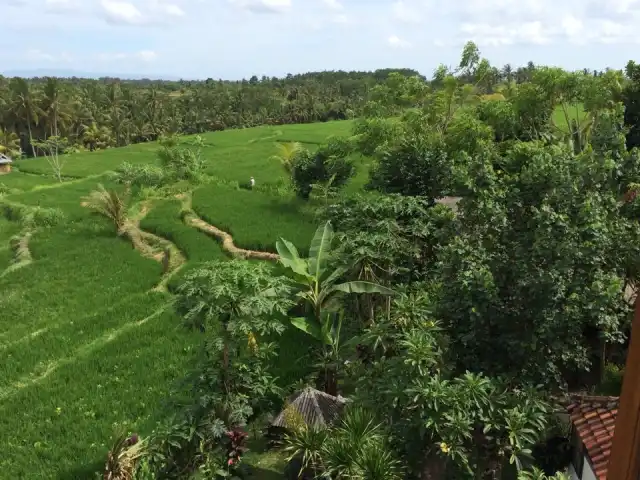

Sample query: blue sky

[1,0,640,79]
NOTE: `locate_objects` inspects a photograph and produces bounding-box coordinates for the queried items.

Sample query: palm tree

[42,77,71,139]
[81,184,130,234]
[0,128,20,156]
[9,78,42,157]
[270,141,303,177]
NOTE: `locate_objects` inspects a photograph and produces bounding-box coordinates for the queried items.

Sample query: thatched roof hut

[272,387,349,430]
[0,154,12,174]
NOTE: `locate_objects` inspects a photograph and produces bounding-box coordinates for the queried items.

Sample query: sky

[1,0,640,80]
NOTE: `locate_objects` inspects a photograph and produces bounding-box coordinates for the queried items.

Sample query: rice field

[0,120,354,479]
[191,185,318,254]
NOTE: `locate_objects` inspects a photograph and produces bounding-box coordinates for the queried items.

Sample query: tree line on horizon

[0,57,616,160]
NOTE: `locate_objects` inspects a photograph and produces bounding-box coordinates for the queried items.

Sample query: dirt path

[177,192,280,262]
[128,201,188,292]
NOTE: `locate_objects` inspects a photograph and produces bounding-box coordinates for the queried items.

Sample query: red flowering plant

[225,429,249,468]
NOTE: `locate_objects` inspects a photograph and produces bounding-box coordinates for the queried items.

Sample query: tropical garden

[1,42,640,479]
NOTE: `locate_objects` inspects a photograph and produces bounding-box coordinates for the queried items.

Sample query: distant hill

[0,68,184,81]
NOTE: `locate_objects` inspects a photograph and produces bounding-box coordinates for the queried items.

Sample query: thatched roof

[272,387,349,429]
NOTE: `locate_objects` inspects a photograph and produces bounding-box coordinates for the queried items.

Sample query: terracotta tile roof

[567,395,619,480]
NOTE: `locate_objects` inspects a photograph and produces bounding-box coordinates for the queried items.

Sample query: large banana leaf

[309,221,334,278]
[276,238,311,279]
[291,316,325,343]
[330,281,396,296]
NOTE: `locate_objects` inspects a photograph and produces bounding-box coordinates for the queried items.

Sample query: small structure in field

[271,387,349,430]
[0,154,12,175]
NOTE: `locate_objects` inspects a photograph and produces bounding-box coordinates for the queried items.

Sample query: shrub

[291,139,356,200]
[114,162,166,189]
[157,144,206,183]
[0,202,65,228]
[368,131,456,199]
[599,363,624,395]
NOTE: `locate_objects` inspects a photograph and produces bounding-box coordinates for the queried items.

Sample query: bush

[599,363,624,395]
[291,139,356,200]
[114,162,167,189]
[157,144,206,183]
[0,202,65,228]
[367,132,456,199]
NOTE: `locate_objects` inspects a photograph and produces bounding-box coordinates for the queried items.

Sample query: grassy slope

[0,120,353,479]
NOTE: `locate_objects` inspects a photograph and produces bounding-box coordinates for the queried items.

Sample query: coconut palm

[9,78,42,157]
[82,122,112,151]
[0,128,20,156]
[271,141,303,177]
[42,77,72,138]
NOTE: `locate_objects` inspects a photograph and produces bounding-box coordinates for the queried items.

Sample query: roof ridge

[555,393,619,406]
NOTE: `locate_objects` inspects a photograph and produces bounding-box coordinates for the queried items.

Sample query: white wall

[581,458,597,480]
[569,457,598,480]
[569,463,580,480]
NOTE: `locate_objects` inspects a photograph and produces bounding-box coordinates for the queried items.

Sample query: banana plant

[277,221,396,395]
[276,221,396,326]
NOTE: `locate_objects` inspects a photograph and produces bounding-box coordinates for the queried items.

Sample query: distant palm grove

[0,60,614,159]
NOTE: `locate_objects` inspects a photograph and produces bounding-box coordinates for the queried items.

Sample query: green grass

[13,121,354,180]
[0,218,21,270]
[243,437,288,479]
[552,103,587,132]
[0,171,60,192]
[7,176,114,222]
[0,212,206,478]
[140,198,228,262]
[192,184,318,254]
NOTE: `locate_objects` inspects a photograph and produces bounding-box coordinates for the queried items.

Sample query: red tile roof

[567,395,619,480]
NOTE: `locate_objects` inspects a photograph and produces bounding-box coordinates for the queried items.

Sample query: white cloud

[322,0,343,10]
[229,0,291,14]
[388,35,411,48]
[459,21,551,46]
[98,50,158,62]
[161,4,184,16]
[100,0,144,24]
[45,0,78,12]
[391,1,421,24]
[26,49,73,62]
[332,13,348,23]
[137,50,158,61]
[432,0,640,47]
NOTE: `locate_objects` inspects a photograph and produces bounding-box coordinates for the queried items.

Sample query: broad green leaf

[276,238,310,278]
[320,265,348,289]
[320,314,333,345]
[309,221,334,278]
[330,281,396,296]
[290,316,323,342]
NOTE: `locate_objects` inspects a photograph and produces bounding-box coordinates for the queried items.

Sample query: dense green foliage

[4,41,640,480]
